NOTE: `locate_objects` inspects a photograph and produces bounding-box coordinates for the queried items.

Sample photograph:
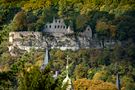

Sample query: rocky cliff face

[8,31,114,56]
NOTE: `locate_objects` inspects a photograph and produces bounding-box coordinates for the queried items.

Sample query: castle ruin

[8,18,115,56]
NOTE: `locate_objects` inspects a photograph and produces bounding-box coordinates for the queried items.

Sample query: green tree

[114,13,135,42]
[12,11,27,31]
[74,64,88,79]
[18,66,56,90]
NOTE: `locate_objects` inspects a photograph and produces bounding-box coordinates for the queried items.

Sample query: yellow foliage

[96,20,117,37]
[121,87,126,90]
[93,71,106,80]
[0,64,10,72]
[54,50,65,59]
[22,0,51,11]
[34,52,44,66]
[120,76,133,90]
[26,65,34,72]
[74,78,117,90]
[80,0,100,15]
[96,21,108,31]
[108,24,117,37]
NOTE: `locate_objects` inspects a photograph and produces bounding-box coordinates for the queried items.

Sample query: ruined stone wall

[43,19,68,33]
[8,31,115,56]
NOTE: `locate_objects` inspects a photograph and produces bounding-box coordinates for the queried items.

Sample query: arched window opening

[55,20,57,23]
[63,26,65,29]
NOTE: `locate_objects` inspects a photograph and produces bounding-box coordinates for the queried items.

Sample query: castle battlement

[43,18,73,34]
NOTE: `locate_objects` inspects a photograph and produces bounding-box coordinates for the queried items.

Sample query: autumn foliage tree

[73,78,117,90]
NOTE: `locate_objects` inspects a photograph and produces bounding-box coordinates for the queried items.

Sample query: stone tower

[40,47,50,71]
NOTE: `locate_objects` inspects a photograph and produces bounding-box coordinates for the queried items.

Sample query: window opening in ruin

[55,25,56,28]
[49,25,51,28]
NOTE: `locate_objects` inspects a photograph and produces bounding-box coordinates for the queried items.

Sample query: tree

[0,71,16,90]
[74,64,88,79]
[114,14,135,42]
[96,49,110,66]
[74,78,117,90]
[22,0,51,11]
[76,15,89,31]
[96,20,109,48]
[18,66,57,90]
[12,11,27,31]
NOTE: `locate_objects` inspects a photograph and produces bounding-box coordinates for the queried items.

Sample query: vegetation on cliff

[0,0,135,90]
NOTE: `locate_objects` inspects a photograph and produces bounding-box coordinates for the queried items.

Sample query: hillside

[0,0,135,90]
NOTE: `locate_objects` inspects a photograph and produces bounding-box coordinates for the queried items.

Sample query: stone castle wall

[8,19,116,56]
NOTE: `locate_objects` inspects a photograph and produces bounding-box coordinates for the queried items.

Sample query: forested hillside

[0,0,135,90]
